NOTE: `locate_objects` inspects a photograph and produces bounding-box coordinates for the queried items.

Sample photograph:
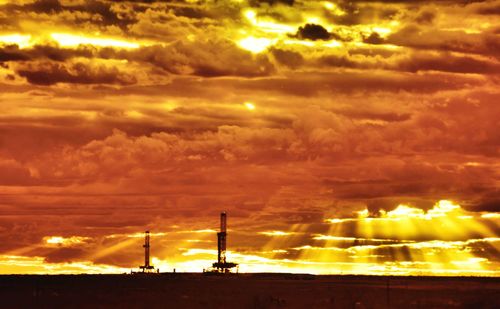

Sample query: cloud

[473,1,500,15]
[250,0,295,7]
[414,9,436,24]
[294,24,332,41]
[0,45,32,61]
[269,47,304,68]
[0,44,95,62]
[16,60,137,85]
[363,32,385,44]
[387,25,500,58]
[0,158,36,186]
[128,40,275,77]
[2,0,137,29]
[390,52,500,74]
[1,42,274,79]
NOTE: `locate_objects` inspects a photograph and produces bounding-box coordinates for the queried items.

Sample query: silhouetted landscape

[1,274,499,308]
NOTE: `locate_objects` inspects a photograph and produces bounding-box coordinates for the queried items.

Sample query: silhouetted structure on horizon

[210,212,238,273]
[139,231,156,273]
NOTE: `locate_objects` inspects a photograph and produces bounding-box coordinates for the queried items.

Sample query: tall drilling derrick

[139,231,155,273]
[218,212,227,265]
[212,212,237,273]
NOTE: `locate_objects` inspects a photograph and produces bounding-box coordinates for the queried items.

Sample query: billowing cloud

[16,60,137,85]
[294,24,332,41]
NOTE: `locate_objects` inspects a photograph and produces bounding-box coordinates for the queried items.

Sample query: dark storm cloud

[476,3,500,15]
[21,0,63,14]
[3,46,274,80]
[0,45,31,61]
[1,0,139,28]
[250,0,295,7]
[363,32,385,45]
[0,44,95,62]
[44,247,87,263]
[1,41,275,81]
[469,192,500,212]
[17,61,137,85]
[294,24,332,41]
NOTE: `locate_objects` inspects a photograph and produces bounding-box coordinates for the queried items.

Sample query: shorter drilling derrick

[210,212,237,273]
[138,230,156,273]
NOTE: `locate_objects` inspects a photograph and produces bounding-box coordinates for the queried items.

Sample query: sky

[0,0,499,275]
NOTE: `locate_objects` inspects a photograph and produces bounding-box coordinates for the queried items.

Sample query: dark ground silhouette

[0,273,498,308]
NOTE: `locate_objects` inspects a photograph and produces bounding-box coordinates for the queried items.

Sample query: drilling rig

[210,212,238,273]
[138,230,156,273]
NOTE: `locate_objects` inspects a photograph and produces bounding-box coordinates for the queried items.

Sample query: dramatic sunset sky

[0,0,499,275]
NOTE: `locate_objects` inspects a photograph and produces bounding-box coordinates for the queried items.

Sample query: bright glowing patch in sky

[322,2,346,16]
[244,9,257,22]
[0,255,127,274]
[342,200,496,243]
[0,33,32,48]
[45,236,65,244]
[244,102,256,110]
[243,9,295,34]
[323,40,343,48]
[44,236,89,246]
[482,213,500,218]
[106,232,167,239]
[238,37,273,53]
[51,33,141,49]
[371,27,392,36]
[305,16,323,25]
[260,231,293,236]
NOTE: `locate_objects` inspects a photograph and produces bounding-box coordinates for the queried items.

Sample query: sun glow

[243,9,295,34]
[237,6,398,54]
[482,213,500,219]
[322,2,346,15]
[260,231,293,236]
[50,33,141,49]
[244,102,256,110]
[238,36,273,53]
[6,203,500,276]
[44,236,89,246]
[0,33,32,48]
[256,200,500,276]
[0,255,127,274]
[349,200,495,241]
